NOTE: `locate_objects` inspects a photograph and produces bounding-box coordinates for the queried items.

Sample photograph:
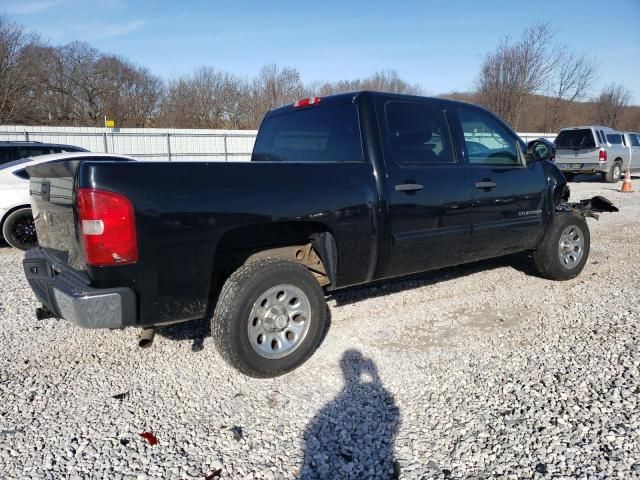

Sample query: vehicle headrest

[398,127,432,145]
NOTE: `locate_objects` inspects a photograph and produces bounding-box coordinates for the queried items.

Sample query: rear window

[607,134,622,145]
[252,104,363,162]
[554,129,596,149]
[0,146,17,165]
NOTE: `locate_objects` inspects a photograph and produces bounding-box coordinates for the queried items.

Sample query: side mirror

[526,138,555,163]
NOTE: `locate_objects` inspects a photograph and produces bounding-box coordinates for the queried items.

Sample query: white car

[1,152,136,250]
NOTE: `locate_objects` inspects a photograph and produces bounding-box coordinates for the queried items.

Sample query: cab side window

[18,147,55,158]
[458,106,521,166]
[606,134,622,145]
[385,102,455,164]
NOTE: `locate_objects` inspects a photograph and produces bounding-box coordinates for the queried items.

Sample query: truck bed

[27,159,379,326]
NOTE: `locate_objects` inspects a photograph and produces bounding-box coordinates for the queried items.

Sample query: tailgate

[556,148,600,163]
[27,160,85,270]
[555,148,599,164]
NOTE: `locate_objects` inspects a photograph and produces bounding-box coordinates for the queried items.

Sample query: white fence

[0,125,556,161]
[518,132,557,143]
[0,125,258,162]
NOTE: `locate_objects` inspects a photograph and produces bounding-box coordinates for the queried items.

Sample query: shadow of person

[300,350,400,479]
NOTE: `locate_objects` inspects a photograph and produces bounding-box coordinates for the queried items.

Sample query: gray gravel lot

[1,179,639,479]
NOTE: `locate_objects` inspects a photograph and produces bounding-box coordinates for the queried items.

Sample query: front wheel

[212,258,327,378]
[2,207,38,250]
[533,212,590,280]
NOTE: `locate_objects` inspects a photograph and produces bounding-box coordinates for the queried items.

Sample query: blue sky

[3,0,640,102]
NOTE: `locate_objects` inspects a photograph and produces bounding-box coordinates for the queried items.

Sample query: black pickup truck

[23,91,616,377]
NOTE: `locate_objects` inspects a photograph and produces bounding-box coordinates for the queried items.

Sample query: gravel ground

[1,179,639,479]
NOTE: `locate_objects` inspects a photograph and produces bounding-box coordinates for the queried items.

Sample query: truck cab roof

[266,91,458,117]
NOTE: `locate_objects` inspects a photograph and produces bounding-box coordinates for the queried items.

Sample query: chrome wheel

[247,284,311,359]
[558,225,584,269]
[613,164,621,179]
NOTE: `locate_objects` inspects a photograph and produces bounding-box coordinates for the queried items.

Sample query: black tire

[564,173,575,182]
[533,212,590,280]
[604,161,622,183]
[212,258,327,378]
[2,207,38,250]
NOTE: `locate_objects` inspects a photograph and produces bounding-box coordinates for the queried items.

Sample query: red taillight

[293,97,321,108]
[76,188,138,266]
[598,149,607,163]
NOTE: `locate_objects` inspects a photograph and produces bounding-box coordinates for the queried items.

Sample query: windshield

[554,129,596,149]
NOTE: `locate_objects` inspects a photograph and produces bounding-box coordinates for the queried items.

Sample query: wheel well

[614,158,623,164]
[210,221,337,299]
[0,204,31,231]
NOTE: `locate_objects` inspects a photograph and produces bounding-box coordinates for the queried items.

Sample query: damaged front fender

[556,196,619,220]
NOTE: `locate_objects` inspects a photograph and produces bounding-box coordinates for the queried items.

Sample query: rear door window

[555,129,596,149]
[252,104,363,162]
[630,134,640,147]
[606,134,622,145]
[384,101,455,164]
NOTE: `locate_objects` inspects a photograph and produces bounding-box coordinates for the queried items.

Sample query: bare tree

[476,22,557,129]
[38,42,106,125]
[249,64,305,126]
[25,42,163,127]
[96,55,163,127]
[310,69,423,97]
[594,82,632,128]
[0,17,41,123]
[547,49,597,131]
[158,67,250,129]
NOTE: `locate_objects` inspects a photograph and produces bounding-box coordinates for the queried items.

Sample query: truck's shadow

[327,251,534,307]
[158,252,534,350]
[568,173,639,183]
[159,306,333,352]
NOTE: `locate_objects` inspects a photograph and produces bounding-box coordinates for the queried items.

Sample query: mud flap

[556,195,619,220]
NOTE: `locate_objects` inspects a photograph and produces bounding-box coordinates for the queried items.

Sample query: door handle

[395,183,424,192]
[474,181,497,189]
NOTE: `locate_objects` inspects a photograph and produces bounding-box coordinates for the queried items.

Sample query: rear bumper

[554,162,607,174]
[23,248,136,328]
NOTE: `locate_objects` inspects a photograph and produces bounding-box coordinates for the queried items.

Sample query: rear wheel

[604,161,622,183]
[564,173,575,182]
[2,207,38,250]
[212,258,327,378]
[533,212,590,280]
